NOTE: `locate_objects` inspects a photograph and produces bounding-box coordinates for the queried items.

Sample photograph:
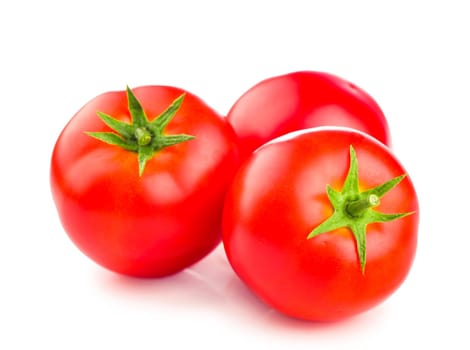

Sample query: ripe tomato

[227,71,391,160]
[222,127,419,321]
[51,86,239,277]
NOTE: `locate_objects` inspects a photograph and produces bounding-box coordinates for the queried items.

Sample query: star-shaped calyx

[86,86,195,176]
[307,146,413,273]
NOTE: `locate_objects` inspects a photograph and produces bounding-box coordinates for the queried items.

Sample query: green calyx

[307,146,414,273]
[85,86,195,176]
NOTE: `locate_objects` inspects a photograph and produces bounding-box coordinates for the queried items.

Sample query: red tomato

[227,71,391,160]
[51,86,239,277]
[222,127,419,321]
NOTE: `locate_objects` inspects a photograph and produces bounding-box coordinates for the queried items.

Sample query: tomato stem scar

[86,86,195,176]
[307,145,413,273]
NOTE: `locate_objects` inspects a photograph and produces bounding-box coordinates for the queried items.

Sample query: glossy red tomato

[51,86,239,277]
[227,71,391,160]
[222,127,419,321]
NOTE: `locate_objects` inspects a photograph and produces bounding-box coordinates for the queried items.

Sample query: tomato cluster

[51,71,419,321]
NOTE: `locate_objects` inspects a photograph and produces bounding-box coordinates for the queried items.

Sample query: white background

[1,1,468,349]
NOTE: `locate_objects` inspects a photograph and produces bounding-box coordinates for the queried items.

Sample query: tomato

[222,127,419,321]
[227,71,391,160]
[51,86,239,277]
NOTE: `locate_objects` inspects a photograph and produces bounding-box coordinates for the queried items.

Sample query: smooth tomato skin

[51,86,240,277]
[227,71,391,160]
[222,128,418,321]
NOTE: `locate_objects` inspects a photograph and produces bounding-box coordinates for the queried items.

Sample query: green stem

[86,87,195,176]
[307,145,414,273]
[345,194,380,217]
[135,127,152,146]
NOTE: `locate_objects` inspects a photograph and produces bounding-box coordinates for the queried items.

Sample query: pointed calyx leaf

[85,86,195,176]
[307,145,414,273]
